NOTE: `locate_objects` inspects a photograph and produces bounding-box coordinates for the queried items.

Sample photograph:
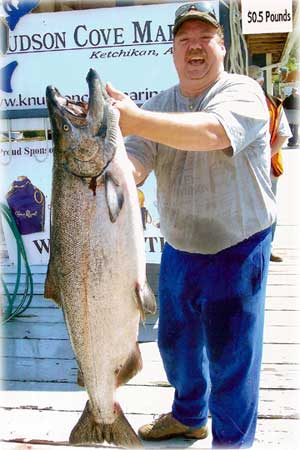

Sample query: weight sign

[241,0,293,34]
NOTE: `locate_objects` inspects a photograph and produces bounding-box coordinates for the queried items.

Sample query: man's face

[173,19,226,93]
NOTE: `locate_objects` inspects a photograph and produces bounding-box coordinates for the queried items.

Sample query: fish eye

[63,124,69,132]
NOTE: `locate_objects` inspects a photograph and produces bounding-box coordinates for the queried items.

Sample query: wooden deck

[1,148,300,449]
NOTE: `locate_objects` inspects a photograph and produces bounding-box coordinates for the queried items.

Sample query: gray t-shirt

[126,72,276,254]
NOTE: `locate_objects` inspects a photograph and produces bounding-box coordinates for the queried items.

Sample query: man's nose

[189,39,203,50]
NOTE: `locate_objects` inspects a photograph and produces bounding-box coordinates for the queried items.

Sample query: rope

[226,0,249,75]
[1,202,33,323]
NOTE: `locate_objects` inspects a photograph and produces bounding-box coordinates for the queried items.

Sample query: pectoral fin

[135,281,157,322]
[105,172,124,223]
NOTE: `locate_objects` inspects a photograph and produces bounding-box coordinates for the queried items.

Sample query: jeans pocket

[223,245,263,299]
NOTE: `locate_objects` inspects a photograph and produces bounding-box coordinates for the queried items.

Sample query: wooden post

[265,53,273,96]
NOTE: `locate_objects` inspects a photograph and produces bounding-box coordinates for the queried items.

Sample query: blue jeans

[158,228,272,448]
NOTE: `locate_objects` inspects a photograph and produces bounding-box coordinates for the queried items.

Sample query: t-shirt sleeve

[204,78,270,155]
[125,133,157,176]
[278,108,292,138]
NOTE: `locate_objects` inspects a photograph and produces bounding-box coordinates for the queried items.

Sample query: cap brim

[173,12,219,36]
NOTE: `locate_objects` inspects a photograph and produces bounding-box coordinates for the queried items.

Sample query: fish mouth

[46,69,118,180]
[46,86,88,119]
[46,69,114,135]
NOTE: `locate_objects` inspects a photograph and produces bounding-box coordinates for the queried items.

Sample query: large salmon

[45,69,156,448]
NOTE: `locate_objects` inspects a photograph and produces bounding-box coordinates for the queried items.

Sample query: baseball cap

[173,2,219,36]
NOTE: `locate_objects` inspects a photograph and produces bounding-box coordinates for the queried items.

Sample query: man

[248,65,291,262]
[283,88,300,147]
[107,3,275,448]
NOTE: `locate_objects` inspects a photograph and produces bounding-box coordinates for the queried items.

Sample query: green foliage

[23,130,45,138]
[286,42,300,72]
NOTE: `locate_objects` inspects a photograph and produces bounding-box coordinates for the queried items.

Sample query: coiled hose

[1,202,33,323]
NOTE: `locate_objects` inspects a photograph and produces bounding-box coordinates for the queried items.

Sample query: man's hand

[106,82,140,136]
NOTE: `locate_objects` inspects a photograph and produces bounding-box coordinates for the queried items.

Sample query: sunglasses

[175,2,217,21]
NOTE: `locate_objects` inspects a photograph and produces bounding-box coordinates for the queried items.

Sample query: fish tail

[107,404,143,448]
[69,400,143,448]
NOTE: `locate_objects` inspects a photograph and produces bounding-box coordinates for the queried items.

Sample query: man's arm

[107,83,231,152]
[270,134,288,157]
[271,109,292,156]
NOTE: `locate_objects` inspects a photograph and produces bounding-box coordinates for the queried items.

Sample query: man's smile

[188,55,205,65]
[186,52,206,66]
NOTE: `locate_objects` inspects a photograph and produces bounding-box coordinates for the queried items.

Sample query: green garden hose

[1,202,33,323]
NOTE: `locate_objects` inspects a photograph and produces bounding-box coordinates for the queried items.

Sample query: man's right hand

[106,82,140,136]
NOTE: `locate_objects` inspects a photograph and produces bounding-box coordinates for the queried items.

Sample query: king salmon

[44,68,156,448]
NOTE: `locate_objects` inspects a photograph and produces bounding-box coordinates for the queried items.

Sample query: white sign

[241,0,293,34]
[1,4,173,112]
[1,2,219,113]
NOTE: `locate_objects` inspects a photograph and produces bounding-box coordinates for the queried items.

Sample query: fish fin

[116,343,143,387]
[108,404,143,448]
[44,262,62,306]
[105,171,124,223]
[77,368,84,387]
[69,400,143,448]
[135,281,157,322]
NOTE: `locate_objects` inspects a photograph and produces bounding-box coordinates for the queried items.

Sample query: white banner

[1,2,219,113]
[241,0,293,35]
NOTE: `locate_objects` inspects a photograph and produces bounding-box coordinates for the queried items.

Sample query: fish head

[46,69,119,179]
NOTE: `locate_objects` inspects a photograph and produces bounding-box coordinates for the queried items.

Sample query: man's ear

[220,41,226,57]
